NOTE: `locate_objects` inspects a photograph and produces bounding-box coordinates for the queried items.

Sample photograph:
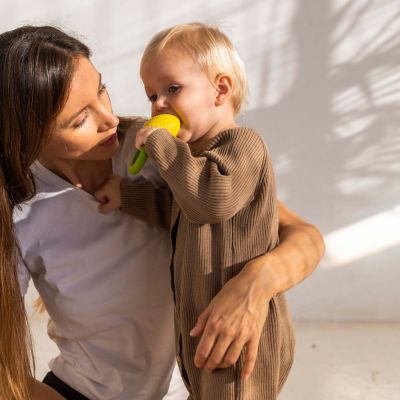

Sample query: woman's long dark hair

[0,26,90,400]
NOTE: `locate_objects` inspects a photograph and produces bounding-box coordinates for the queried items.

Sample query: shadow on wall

[239,0,400,320]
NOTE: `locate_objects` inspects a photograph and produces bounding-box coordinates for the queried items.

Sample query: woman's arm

[256,201,325,295]
[31,379,65,399]
[190,201,325,379]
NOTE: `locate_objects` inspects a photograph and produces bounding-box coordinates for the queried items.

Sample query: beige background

[2,0,399,398]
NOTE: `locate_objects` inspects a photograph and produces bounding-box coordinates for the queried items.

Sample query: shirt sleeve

[145,127,270,225]
[17,253,31,296]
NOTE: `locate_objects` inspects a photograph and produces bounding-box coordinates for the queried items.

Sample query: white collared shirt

[15,124,187,399]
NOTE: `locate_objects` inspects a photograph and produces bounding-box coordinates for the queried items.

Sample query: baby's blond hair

[140,22,248,115]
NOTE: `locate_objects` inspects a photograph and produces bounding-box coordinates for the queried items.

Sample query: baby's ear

[214,74,233,106]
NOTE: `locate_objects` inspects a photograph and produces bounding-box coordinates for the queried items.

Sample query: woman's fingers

[202,330,235,373]
[191,272,269,379]
[190,308,210,338]
[193,313,219,368]
[217,336,247,369]
[194,312,261,378]
[241,337,260,380]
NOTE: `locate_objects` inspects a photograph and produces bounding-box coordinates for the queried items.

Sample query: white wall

[2,0,399,321]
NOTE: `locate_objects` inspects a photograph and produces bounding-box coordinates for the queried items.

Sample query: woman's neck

[37,156,113,195]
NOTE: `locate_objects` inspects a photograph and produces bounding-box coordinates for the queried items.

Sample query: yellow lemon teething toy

[128,114,180,175]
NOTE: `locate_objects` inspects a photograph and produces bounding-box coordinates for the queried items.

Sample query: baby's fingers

[94,187,115,213]
[94,186,108,204]
[98,198,116,213]
[135,127,158,149]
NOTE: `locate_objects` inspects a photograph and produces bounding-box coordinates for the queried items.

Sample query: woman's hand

[190,201,325,380]
[189,260,273,380]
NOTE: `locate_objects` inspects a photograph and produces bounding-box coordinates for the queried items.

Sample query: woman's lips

[99,133,117,146]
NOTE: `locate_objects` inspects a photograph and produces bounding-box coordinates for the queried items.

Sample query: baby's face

[140,49,222,148]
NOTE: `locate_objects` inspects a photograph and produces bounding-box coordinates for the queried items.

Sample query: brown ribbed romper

[120,119,295,400]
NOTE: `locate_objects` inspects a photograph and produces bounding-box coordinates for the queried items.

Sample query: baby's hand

[94,175,122,213]
[135,126,160,150]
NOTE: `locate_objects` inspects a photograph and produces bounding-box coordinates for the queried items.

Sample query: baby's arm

[94,175,172,230]
[120,178,172,230]
[142,127,269,224]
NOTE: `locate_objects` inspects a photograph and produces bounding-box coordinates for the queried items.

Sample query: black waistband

[43,371,91,400]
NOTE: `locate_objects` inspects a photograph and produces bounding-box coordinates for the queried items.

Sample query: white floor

[27,293,400,400]
[279,321,400,400]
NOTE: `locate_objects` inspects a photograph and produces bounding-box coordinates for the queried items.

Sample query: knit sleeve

[120,177,172,230]
[145,127,270,224]
[116,116,147,136]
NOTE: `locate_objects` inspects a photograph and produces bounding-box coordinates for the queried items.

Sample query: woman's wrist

[242,222,325,300]
[240,254,280,300]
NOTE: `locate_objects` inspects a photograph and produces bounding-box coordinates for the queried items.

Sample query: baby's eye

[99,83,107,93]
[168,85,181,94]
[148,94,157,103]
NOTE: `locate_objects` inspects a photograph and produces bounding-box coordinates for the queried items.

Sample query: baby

[96,22,294,400]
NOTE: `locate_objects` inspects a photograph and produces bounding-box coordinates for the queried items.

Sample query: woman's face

[41,56,120,162]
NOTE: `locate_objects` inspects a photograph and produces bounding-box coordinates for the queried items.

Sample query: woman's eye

[168,85,180,94]
[73,111,88,129]
[148,94,157,103]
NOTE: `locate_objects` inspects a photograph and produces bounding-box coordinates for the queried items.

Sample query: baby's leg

[181,294,295,400]
[187,354,281,400]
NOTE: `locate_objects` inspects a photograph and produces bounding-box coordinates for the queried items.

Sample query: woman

[0,26,69,400]
[2,25,324,400]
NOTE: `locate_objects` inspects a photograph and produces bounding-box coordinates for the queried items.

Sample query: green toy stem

[128,147,148,175]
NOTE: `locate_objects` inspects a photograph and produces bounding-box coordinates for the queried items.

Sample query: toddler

[96,22,294,400]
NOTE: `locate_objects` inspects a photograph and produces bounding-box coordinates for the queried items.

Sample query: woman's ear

[214,74,233,107]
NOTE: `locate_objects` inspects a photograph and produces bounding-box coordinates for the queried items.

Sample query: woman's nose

[99,111,119,131]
